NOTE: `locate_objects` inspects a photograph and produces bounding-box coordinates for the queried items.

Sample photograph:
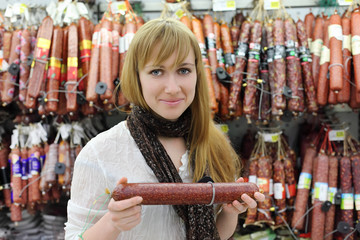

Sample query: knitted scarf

[127,106,220,240]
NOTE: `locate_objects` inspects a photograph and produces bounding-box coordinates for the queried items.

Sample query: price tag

[341,193,354,210]
[338,0,352,5]
[315,182,328,201]
[264,0,280,10]
[328,187,337,204]
[298,172,312,190]
[111,1,127,14]
[329,129,345,141]
[217,124,229,134]
[262,133,280,142]
[175,9,184,19]
[212,0,236,12]
[355,194,360,210]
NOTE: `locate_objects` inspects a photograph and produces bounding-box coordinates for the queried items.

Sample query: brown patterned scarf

[127,105,220,240]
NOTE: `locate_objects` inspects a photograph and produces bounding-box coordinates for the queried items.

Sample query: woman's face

[138,45,197,121]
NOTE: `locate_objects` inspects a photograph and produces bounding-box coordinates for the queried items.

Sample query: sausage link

[0,144,11,207]
[284,157,296,221]
[273,159,286,225]
[180,15,192,30]
[351,154,360,220]
[324,154,338,240]
[78,17,93,93]
[329,11,344,92]
[245,158,258,225]
[291,146,316,230]
[10,203,22,222]
[256,156,273,224]
[20,148,28,205]
[337,13,351,103]
[99,19,113,102]
[46,26,63,114]
[66,23,79,113]
[19,29,31,103]
[311,16,324,90]
[304,12,315,50]
[296,19,318,113]
[317,18,330,106]
[1,30,21,105]
[28,145,42,204]
[339,156,354,240]
[10,148,23,204]
[310,153,328,240]
[111,21,122,84]
[352,8,360,93]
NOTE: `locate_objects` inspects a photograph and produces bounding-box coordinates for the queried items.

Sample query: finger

[117,177,128,185]
[111,204,142,221]
[236,177,244,183]
[109,196,143,212]
[240,194,257,209]
[254,192,265,202]
[231,200,247,213]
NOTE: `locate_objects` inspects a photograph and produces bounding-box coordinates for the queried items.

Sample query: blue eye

[151,69,162,76]
[178,68,190,75]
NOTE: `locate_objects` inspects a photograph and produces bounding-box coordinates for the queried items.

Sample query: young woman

[65,18,264,240]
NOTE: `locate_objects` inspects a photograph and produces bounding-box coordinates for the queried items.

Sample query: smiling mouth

[160,99,183,105]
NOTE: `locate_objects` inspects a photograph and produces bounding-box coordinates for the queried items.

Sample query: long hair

[120,18,240,183]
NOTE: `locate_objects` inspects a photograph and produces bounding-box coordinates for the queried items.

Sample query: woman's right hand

[107,177,143,232]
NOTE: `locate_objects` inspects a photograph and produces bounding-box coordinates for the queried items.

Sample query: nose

[164,73,180,94]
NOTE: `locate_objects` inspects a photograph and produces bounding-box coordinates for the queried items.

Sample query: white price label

[329,129,345,141]
[111,1,127,14]
[212,0,236,12]
[274,183,285,200]
[338,0,352,5]
[262,133,280,142]
[264,0,280,10]
[249,175,257,184]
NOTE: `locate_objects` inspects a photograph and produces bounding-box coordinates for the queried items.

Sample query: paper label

[315,182,328,201]
[125,32,135,52]
[216,124,229,134]
[341,193,354,210]
[343,35,351,51]
[355,194,360,210]
[11,154,21,177]
[36,38,51,60]
[262,133,280,143]
[257,177,270,193]
[329,129,345,141]
[119,36,125,54]
[111,1,127,14]
[298,172,312,190]
[29,152,41,175]
[249,175,257,184]
[67,57,78,68]
[212,0,236,11]
[269,179,274,196]
[47,57,61,80]
[264,0,280,9]
[352,35,360,55]
[274,183,285,200]
[320,46,330,65]
[312,39,323,57]
[328,187,337,204]
[328,24,343,41]
[338,0,353,5]
[21,157,28,180]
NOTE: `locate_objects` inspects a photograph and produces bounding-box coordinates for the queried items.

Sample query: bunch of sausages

[292,124,360,240]
[241,131,297,228]
[0,11,144,118]
[0,122,84,223]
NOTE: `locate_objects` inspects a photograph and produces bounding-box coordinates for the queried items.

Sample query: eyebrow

[144,62,195,69]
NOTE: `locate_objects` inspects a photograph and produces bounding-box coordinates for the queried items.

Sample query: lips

[160,99,183,105]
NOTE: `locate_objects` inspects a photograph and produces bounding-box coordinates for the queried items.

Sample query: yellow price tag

[67,57,78,68]
[80,40,92,50]
[37,38,51,49]
[271,134,279,142]
[175,9,184,19]
[271,0,280,8]
[49,57,61,68]
[226,0,236,8]
[20,4,27,14]
[336,131,345,138]
[220,124,229,134]
[117,2,127,11]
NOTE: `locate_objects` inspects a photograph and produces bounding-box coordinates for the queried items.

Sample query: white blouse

[64,121,193,240]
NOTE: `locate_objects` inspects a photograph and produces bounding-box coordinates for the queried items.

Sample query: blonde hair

[120,18,240,183]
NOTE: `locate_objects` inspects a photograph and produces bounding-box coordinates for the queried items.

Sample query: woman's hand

[221,177,265,215]
[108,177,143,232]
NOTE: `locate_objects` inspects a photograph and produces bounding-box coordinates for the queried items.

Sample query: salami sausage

[339,155,354,239]
[230,24,240,53]
[291,146,317,230]
[304,12,315,50]
[28,145,41,204]
[352,8,360,93]
[45,26,63,114]
[86,24,101,105]
[273,159,286,225]
[259,31,271,123]
[111,21,122,84]
[204,14,220,102]
[229,19,251,116]
[214,21,225,69]
[256,156,273,224]
[10,203,22,222]
[192,17,217,113]
[113,182,259,205]
[273,18,287,112]
[324,154,338,240]
[19,29,31,103]
[337,12,351,103]
[180,15,192,30]
[11,148,23,204]
[284,17,304,114]
[311,16,324,90]
[329,11,344,92]
[245,158,258,225]
[351,153,360,221]
[284,157,296,221]
[99,19,114,102]
[58,140,71,189]
[78,17,93,92]
[296,19,318,113]
[28,16,53,99]
[66,23,79,114]
[1,30,21,105]
[310,152,328,240]
[317,18,330,106]
[20,148,28,205]
[243,20,262,119]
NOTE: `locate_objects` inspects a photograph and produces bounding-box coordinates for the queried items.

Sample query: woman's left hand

[221,177,265,215]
